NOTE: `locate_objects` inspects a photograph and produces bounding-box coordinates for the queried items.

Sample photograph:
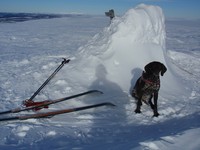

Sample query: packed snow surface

[0,4,200,150]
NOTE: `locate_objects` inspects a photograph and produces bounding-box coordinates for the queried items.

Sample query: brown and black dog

[131,61,167,117]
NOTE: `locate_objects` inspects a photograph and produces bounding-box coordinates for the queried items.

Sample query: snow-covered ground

[0,4,200,150]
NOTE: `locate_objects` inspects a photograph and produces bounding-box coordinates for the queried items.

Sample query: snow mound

[75,4,187,96]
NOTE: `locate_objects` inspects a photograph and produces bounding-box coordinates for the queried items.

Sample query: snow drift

[73,4,187,97]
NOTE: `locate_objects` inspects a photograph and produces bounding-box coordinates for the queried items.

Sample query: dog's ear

[161,64,167,76]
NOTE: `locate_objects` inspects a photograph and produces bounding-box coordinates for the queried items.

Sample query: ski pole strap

[29,58,70,101]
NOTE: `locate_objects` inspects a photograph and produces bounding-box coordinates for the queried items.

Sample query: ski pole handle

[62,58,70,64]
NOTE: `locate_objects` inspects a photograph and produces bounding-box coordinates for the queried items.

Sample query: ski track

[0,5,200,150]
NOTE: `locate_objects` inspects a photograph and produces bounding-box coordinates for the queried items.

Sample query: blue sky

[0,0,200,19]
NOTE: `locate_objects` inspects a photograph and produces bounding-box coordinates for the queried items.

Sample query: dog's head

[144,61,167,76]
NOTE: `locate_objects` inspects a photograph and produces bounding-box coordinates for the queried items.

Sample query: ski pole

[29,58,70,101]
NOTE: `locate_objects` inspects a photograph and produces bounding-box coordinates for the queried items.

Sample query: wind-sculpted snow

[0,4,200,150]
[76,4,187,96]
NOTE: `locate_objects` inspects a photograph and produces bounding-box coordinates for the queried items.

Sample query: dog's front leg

[135,98,142,113]
[135,93,143,113]
[153,92,159,117]
[148,94,154,110]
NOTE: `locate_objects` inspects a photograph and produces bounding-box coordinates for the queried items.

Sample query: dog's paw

[135,109,141,113]
[153,113,160,117]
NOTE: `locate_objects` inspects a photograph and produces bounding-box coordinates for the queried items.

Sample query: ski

[0,102,115,122]
[0,90,103,115]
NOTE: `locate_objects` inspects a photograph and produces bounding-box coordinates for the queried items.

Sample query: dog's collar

[141,74,160,85]
[141,76,155,84]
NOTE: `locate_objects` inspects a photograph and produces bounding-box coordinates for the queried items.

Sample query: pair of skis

[0,59,115,122]
[0,90,115,122]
